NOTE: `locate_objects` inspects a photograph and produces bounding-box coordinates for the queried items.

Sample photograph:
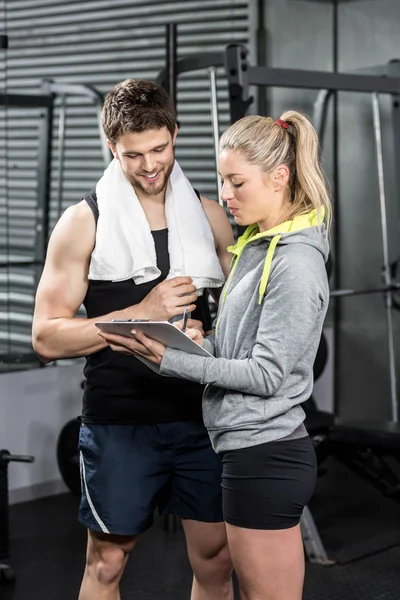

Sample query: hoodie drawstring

[258,234,281,304]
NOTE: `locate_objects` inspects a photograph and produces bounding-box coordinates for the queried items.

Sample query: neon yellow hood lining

[225,209,322,306]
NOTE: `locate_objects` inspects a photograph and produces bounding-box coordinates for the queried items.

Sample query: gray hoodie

[160,210,330,453]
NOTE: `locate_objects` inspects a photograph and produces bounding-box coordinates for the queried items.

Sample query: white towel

[88,158,225,293]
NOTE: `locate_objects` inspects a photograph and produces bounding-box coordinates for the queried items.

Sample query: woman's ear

[273,164,290,189]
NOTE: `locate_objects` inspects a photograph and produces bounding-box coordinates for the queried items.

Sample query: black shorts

[221,436,317,530]
[78,421,223,536]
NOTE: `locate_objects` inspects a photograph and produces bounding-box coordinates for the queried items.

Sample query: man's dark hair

[102,79,176,145]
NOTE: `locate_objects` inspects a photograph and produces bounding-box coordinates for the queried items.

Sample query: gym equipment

[314,82,400,422]
[0,449,34,584]
[303,411,400,564]
[57,419,81,498]
[220,42,400,562]
[209,66,223,204]
[47,79,110,221]
[313,332,328,382]
[0,81,109,366]
[222,43,400,422]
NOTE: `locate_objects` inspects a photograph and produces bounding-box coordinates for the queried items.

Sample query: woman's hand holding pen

[173,321,205,347]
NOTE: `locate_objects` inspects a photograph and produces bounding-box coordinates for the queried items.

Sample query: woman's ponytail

[280,110,331,230]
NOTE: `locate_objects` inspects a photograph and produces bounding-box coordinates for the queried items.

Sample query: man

[32,79,234,600]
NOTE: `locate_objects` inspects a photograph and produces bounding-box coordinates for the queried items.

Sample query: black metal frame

[0,81,109,368]
[223,43,400,423]
[0,450,34,584]
[0,90,54,367]
[155,24,225,123]
[42,79,110,222]
[1,91,54,269]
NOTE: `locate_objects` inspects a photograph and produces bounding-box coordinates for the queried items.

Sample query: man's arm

[200,196,234,279]
[32,201,199,363]
[32,201,127,362]
[200,196,234,305]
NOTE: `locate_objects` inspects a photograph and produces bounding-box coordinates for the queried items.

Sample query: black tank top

[81,188,212,425]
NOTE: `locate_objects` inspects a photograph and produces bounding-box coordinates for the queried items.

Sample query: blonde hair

[219,111,332,231]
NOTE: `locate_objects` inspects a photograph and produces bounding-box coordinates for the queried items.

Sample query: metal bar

[3,454,34,463]
[0,261,43,267]
[300,506,335,566]
[224,44,253,124]
[165,23,178,109]
[209,67,222,204]
[330,284,400,297]
[387,60,400,260]
[0,93,53,108]
[46,80,105,105]
[246,64,400,94]
[35,81,54,271]
[56,95,66,220]
[45,79,110,167]
[96,106,111,168]
[313,90,333,153]
[332,0,341,420]
[371,92,398,422]
[0,457,10,560]
[255,0,268,116]
[155,52,225,87]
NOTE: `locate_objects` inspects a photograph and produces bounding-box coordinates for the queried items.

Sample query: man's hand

[136,276,198,321]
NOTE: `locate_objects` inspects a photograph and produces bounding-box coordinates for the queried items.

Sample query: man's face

[109,126,178,197]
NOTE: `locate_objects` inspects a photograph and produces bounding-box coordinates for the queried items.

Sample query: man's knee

[192,542,233,584]
[86,531,136,586]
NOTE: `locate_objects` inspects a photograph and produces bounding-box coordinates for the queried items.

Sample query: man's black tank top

[81,188,212,425]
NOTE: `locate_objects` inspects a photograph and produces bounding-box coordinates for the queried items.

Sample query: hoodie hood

[225,209,329,305]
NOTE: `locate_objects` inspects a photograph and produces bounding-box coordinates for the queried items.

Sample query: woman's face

[218,149,288,232]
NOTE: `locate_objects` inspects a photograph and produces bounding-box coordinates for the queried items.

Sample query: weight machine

[222,42,400,565]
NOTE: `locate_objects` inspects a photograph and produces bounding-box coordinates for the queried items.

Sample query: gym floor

[3,458,400,600]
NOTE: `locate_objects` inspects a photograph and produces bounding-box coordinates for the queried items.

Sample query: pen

[182,307,189,333]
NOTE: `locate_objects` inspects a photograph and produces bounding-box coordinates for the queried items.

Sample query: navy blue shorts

[78,421,223,536]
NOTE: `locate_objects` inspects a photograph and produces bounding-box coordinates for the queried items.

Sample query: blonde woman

[100,111,331,600]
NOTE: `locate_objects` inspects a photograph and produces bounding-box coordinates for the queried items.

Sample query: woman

[99,110,331,600]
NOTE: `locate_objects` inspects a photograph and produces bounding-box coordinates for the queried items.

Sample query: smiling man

[32,79,234,600]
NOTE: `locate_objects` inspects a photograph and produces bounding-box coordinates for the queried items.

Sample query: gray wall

[0,363,83,503]
[262,0,400,419]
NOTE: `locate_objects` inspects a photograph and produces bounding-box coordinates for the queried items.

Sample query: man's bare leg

[78,530,137,600]
[183,520,233,600]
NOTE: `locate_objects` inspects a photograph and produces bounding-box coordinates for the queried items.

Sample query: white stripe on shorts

[80,450,110,534]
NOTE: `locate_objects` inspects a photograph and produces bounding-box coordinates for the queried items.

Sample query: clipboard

[95,320,212,373]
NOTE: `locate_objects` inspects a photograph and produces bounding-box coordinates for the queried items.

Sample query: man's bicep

[34,254,89,321]
[201,196,234,278]
[33,205,94,322]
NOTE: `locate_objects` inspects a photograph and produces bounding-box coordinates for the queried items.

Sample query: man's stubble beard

[127,158,175,197]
